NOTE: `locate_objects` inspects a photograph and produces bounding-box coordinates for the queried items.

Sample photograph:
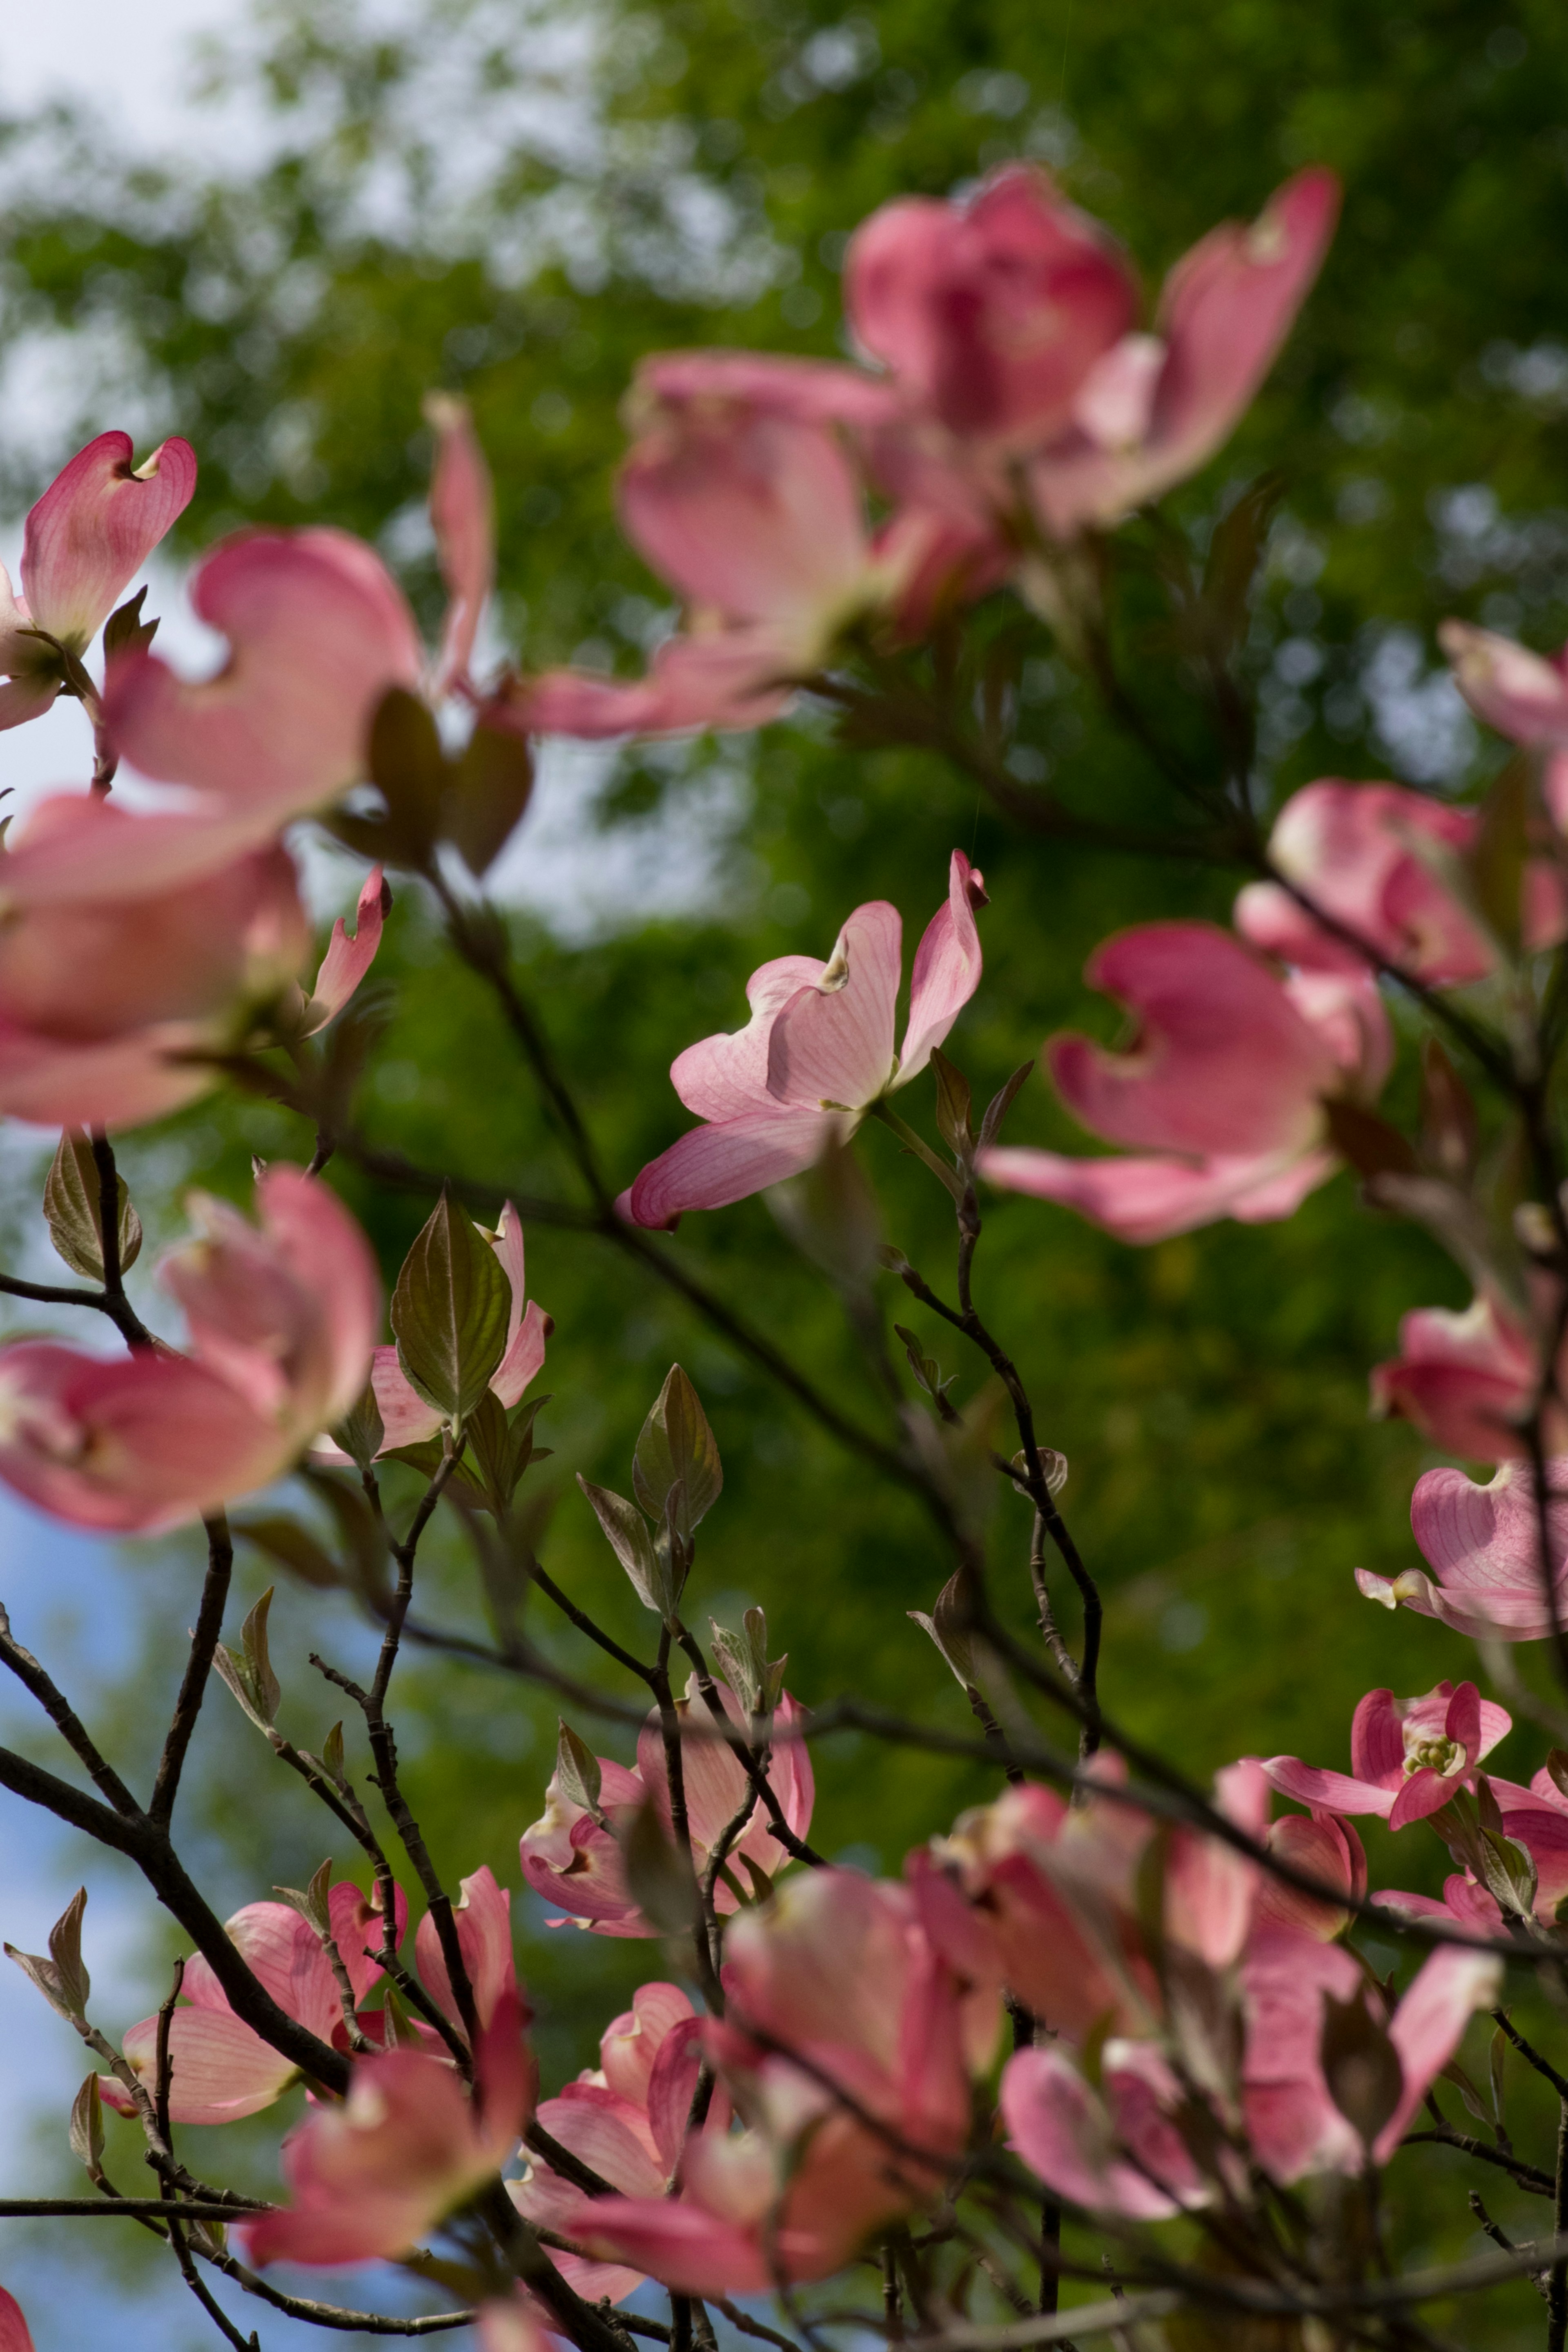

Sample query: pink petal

[1259,1758,1393,1819]
[1372,1946,1503,2163]
[425,394,494,698]
[416,1864,515,2034]
[635,349,903,432]
[1246,778,1489,987]
[0,2292,33,2352]
[550,2193,777,2296]
[1348,1688,1405,1788]
[0,797,288,909]
[599,1982,696,2107]
[0,1342,287,1534]
[528,2086,665,2198]
[368,1345,444,1450]
[1409,1458,1568,1639]
[1000,2044,1181,2219]
[0,676,60,731]
[1253,1812,1366,1938]
[493,1299,549,1410]
[672,957,826,1120]
[620,405,870,631]
[626,1106,839,1228]
[104,526,423,823]
[121,2005,300,2123]
[329,1878,406,2004]
[1387,1766,1454,1832]
[518,630,795,739]
[977,1143,1332,1244]
[1439,619,1568,746]
[1048,922,1338,1157]
[897,849,986,1083]
[844,169,1137,451]
[766,902,902,1111]
[22,432,197,652]
[303,867,391,1035]
[1371,1294,1535,1462]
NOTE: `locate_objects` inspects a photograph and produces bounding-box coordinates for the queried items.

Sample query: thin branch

[88,1129,155,1350]
[149,1512,233,1828]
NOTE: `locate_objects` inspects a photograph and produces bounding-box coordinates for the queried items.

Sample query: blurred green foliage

[6,0,1568,2336]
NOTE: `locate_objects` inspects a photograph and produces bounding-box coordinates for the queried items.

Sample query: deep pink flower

[100,1882,405,2125]
[1370,1290,1549,1463]
[1029,170,1339,537]
[0,1166,380,1532]
[237,1986,535,2269]
[316,1202,548,1461]
[623,851,984,1228]
[1360,1459,1568,1640]
[520,1687,813,1936]
[0,2290,34,2352]
[1262,1681,1511,1831]
[1235,777,1567,985]
[844,165,1136,457]
[1251,1810,1368,1941]
[0,431,196,729]
[978,920,1391,1243]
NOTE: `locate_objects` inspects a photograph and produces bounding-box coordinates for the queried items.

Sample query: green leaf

[366,685,448,869]
[1322,1099,1420,1180]
[390,1189,511,1428]
[632,1365,723,1541]
[1467,748,1532,954]
[466,1390,549,1516]
[909,1570,978,1691]
[555,1720,603,1818]
[929,1047,974,1158]
[43,1127,142,1283]
[1320,1987,1403,2149]
[326,1379,386,1474]
[577,1475,667,1611]
[102,586,159,661]
[211,1585,283,1731]
[69,2072,104,2177]
[274,1858,334,1937]
[978,1062,1036,1153]
[1201,470,1286,657]
[4,1887,91,2025]
[235,1516,343,1592]
[445,721,535,877]
[618,1797,699,1934]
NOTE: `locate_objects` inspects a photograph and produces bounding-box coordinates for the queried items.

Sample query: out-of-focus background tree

[2,0,1568,2341]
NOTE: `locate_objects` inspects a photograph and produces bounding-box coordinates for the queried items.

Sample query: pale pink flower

[316,1202,548,1460]
[517,399,953,740]
[1238,1931,1499,2183]
[1028,171,1339,537]
[0,431,196,729]
[520,1684,813,1936]
[237,1986,535,2268]
[0,1167,380,1533]
[552,1866,993,2292]
[1441,619,1568,829]
[512,1980,728,2304]
[1262,1680,1511,1831]
[1002,2039,1208,2220]
[1359,1458,1568,1640]
[1235,777,1567,984]
[100,1883,405,2125]
[414,1866,517,2041]
[1370,1290,1549,1463]
[978,919,1391,1243]
[425,393,495,700]
[623,850,984,1228]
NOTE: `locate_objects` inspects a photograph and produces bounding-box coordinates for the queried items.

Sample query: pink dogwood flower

[1236,1931,1499,2185]
[978,920,1391,1243]
[1262,1681,1511,1831]
[512,1981,729,2304]
[1370,1289,1553,1463]
[520,1684,814,1935]
[100,1881,405,2125]
[1359,1459,1568,1640]
[517,396,956,740]
[552,1865,995,2293]
[316,1203,548,1461]
[1028,170,1339,538]
[1235,777,1567,985]
[1441,619,1568,829]
[1002,2038,1208,2220]
[414,1866,517,2041]
[237,1986,535,2268]
[1252,1810,1368,1942]
[0,1166,380,1532]
[0,431,196,731]
[622,850,984,1229]
[0,2290,34,2352]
